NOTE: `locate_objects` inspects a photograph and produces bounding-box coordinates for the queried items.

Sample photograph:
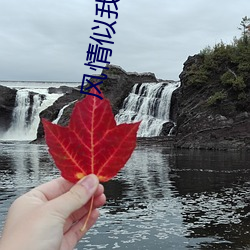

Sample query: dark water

[0,142,250,249]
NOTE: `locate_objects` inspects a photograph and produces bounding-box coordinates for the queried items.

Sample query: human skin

[0,174,106,250]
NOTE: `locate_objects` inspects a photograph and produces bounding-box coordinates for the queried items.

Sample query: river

[0,142,250,249]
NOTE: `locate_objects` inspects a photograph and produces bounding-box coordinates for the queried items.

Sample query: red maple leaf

[42,87,140,183]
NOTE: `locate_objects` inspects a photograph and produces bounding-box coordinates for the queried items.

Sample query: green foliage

[220,71,235,86]
[238,91,247,100]
[186,64,209,86]
[221,71,246,91]
[207,91,228,106]
[213,42,233,64]
[238,61,250,72]
[233,76,246,91]
[203,53,218,71]
[200,46,213,56]
[238,16,250,43]
[184,16,250,112]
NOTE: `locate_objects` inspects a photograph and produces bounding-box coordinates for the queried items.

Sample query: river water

[0,142,250,249]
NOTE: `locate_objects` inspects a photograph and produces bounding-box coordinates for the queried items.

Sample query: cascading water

[8,90,31,136]
[52,100,78,124]
[115,81,180,137]
[1,88,63,141]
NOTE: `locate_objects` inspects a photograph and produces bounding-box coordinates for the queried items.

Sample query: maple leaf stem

[80,196,94,232]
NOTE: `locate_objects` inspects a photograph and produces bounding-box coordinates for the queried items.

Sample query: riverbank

[1,57,250,151]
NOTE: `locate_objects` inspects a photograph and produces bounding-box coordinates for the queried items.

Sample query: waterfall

[115,81,180,137]
[1,89,62,141]
[53,100,78,124]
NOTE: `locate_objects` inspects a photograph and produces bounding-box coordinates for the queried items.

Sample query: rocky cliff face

[36,87,83,139]
[98,65,158,114]
[174,55,250,150]
[36,65,158,140]
[3,59,248,150]
[0,85,17,133]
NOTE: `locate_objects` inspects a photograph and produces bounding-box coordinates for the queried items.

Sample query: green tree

[238,16,250,44]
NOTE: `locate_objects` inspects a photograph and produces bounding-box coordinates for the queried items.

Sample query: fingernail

[79,174,98,191]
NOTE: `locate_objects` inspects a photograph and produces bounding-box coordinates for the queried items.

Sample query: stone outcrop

[36,87,82,139]
[3,59,249,151]
[48,86,75,94]
[35,65,158,140]
[174,55,250,151]
[0,85,17,132]
[160,122,175,136]
[96,65,158,114]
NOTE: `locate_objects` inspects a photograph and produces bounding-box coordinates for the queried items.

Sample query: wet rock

[0,85,17,132]
[36,87,82,139]
[175,55,250,151]
[35,65,160,140]
[91,64,158,115]
[48,86,75,94]
[235,112,249,122]
[160,122,175,136]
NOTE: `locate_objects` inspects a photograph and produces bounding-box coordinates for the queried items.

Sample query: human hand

[0,174,106,250]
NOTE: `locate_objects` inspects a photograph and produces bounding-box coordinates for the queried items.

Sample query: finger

[84,190,106,212]
[63,193,106,233]
[95,184,104,197]
[62,209,100,249]
[47,174,99,219]
[63,185,105,232]
[32,177,74,201]
[33,178,103,201]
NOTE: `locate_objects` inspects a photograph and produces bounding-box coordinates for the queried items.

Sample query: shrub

[200,46,213,55]
[207,91,228,106]
[238,92,247,100]
[233,76,246,91]
[186,64,209,86]
[221,71,236,86]
[221,71,246,91]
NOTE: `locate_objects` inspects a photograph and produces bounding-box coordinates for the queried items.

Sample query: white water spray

[53,100,78,124]
[115,81,180,137]
[1,89,62,141]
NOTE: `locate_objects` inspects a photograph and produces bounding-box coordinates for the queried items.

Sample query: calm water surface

[0,142,250,249]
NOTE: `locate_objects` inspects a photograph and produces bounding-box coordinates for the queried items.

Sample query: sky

[0,0,249,82]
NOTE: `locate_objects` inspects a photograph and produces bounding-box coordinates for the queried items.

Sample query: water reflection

[1,143,250,249]
[170,150,250,249]
[83,146,188,249]
[0,142,58,230]
[0,143,57,189]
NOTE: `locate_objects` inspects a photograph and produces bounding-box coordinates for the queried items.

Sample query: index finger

[34,177,74,201]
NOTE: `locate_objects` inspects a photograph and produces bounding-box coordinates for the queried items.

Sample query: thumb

[47,174,99,219]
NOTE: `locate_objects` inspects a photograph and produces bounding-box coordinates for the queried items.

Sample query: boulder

[0,85,17,132]
[36,87,82,139]
[48,85,75,94]
[160,122,175,136]
[35,65,159,140]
